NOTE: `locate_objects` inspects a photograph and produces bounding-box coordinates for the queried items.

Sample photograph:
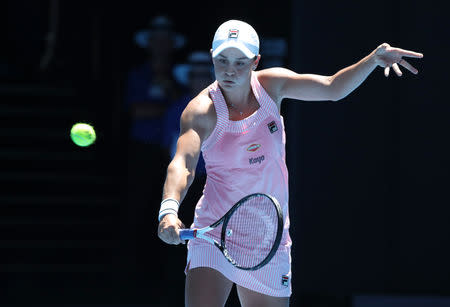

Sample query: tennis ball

[70,123,96,147]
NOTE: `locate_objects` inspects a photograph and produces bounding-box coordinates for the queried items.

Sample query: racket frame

[179,193,284,271]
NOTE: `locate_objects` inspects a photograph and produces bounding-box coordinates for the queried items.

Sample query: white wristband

[158,198,180,222]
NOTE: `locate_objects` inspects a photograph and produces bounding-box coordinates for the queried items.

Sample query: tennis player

[158,20,422,306]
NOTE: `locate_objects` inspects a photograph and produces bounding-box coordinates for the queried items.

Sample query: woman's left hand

[373,43,423,77]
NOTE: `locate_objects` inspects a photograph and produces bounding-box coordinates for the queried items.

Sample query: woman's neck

[220,78,253,108]
[220,76,260,119]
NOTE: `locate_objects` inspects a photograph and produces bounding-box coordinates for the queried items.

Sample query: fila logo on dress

[281,275,289,287]
[267,121,278,133]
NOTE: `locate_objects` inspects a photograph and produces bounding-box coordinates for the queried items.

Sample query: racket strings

[224,195,280,268]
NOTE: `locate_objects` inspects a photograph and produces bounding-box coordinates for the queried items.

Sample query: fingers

[377,43,422,77]
[392,63,403,76]
[158,216,185,245]
[399,59,419,74]
[159,225,183,245]
[390,47,423,58]
[384,59,419,77]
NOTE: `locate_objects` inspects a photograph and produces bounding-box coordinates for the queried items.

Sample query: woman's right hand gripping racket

[179,193,284,271]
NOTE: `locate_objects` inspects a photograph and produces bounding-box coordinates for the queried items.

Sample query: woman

[157,20,422,306]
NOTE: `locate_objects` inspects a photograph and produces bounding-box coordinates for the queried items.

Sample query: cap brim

[212,40,255,58]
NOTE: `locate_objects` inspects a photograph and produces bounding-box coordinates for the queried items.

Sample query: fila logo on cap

[212,20,259,58]
[228,29,239,38]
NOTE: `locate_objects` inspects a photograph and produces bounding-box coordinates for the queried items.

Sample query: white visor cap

[212,20,259,59]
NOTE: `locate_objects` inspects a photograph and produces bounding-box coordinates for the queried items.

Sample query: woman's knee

[236,284,290,307]
[185,267,234,307]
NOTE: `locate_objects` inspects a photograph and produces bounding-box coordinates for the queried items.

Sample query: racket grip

[179,229,197,241]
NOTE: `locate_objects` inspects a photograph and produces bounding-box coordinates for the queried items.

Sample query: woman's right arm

[158,91,216,245]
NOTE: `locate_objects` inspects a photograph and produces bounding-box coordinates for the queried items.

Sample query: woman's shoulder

[255,67,294,85]
[255,68,291,105]
[184,88,215,118]
[180,88,217,141]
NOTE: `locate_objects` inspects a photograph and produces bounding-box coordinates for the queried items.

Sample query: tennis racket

[179,193,284,271]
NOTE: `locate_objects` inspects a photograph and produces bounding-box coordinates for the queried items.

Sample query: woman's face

[212,47,259,89]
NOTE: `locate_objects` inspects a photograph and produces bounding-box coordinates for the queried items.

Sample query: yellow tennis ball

[70,123,96,147]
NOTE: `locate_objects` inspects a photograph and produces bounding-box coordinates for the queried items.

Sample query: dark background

[0,0,449,306]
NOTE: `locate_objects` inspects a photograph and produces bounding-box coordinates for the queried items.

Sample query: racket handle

[179,229,197,241]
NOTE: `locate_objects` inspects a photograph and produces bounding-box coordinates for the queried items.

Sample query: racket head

[220,193,283,271]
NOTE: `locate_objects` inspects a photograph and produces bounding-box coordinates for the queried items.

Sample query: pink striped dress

[185,72,292,297]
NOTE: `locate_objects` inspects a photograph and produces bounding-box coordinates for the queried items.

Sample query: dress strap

[202,81,229,151]
[250,72,280,118]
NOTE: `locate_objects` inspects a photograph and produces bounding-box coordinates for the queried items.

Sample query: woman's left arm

[266,43,423,102]
[329,43,423,101]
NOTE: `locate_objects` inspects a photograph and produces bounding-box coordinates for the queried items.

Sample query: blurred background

[0,0,449,306]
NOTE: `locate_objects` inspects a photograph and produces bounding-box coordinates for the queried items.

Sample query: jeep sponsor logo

[249,155,265,165]
[246,144,261,152]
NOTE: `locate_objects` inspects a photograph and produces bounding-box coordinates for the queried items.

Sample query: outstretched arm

[263,43,423,102]
[329,43,423,100]
[157,93,216,245]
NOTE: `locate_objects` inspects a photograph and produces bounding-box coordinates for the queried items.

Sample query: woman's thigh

[236,284,290,307]
[185,267,234,307]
